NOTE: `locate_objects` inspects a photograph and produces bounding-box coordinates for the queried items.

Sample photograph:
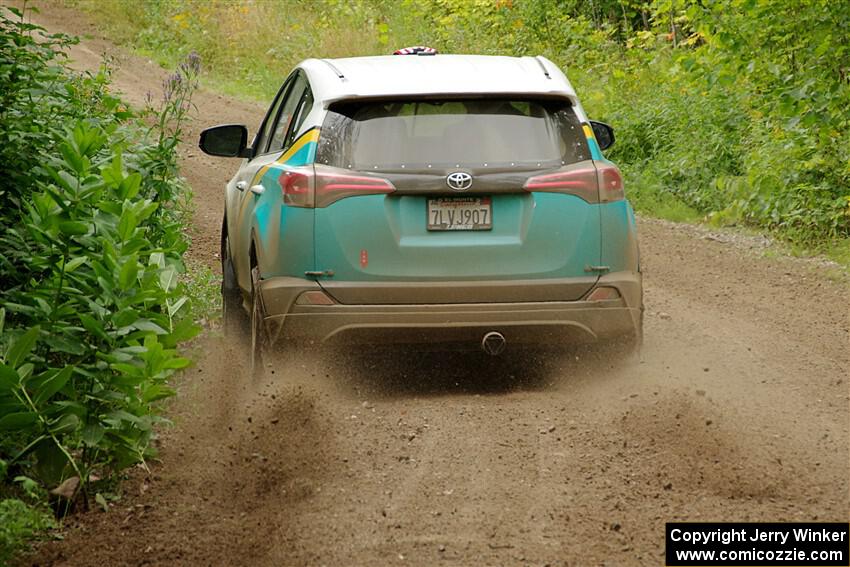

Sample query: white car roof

[299,54,579,106]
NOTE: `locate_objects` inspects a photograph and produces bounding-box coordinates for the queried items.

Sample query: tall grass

[77,0,382,100]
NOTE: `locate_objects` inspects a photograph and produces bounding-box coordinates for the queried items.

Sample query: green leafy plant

[0,6,199,521]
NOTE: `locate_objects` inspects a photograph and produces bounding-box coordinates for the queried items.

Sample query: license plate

[427,197,492,231]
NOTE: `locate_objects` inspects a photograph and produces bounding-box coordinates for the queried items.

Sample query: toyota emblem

[446,171,473,191]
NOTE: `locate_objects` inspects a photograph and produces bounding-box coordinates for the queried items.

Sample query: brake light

[315,167,395,207]
[596,162,625,202]
[523,161,625,203]
[523,164,598,202]
[280,169,312,207]
[278,165,396,208]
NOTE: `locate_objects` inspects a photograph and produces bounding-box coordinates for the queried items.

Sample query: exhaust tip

[481,331,506,356]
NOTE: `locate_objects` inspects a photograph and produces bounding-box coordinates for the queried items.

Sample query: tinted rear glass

[317,99,589,171]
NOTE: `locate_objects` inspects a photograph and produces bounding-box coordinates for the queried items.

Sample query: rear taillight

[523,163,598,202]
[523,161,625,203]
[596,162,625,203]
[278,165,396,208]
[315,166,395,207]
[280,168,313,207]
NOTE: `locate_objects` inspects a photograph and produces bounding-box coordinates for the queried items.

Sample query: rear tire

[249,266,268,379]
[221,235,249,339]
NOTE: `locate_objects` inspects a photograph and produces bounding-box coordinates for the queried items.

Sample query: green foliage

[183,264,223,326]
[78,0,849,246]
[0,498,56,563]
[597,0,850,243]
[0,5,199,520]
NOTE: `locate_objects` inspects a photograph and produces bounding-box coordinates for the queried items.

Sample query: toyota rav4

[199,52,643,373]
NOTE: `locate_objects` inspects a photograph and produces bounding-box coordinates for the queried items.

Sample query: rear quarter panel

[249,130,320,283]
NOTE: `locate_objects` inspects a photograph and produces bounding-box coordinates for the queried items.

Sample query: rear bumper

[259,271,642,347]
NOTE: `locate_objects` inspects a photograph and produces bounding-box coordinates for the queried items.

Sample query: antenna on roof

[534,56,552,79]
[321,59,346,81]
[393,46,438,55]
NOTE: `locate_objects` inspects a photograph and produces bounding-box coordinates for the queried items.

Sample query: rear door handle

[250,184,265,195]
[235,181,247,191]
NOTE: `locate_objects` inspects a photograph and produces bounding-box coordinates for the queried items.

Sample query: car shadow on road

[290,341,636,399]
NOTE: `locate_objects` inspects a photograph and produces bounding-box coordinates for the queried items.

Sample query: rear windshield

[316,99,589,171]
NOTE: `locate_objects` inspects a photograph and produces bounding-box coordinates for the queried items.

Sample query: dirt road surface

[17,5,850,567]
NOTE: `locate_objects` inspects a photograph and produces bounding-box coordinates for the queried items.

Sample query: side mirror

[199,124,251,158]
[589,120,615,151]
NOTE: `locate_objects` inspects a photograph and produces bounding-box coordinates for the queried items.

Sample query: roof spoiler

[321,92,579,110]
